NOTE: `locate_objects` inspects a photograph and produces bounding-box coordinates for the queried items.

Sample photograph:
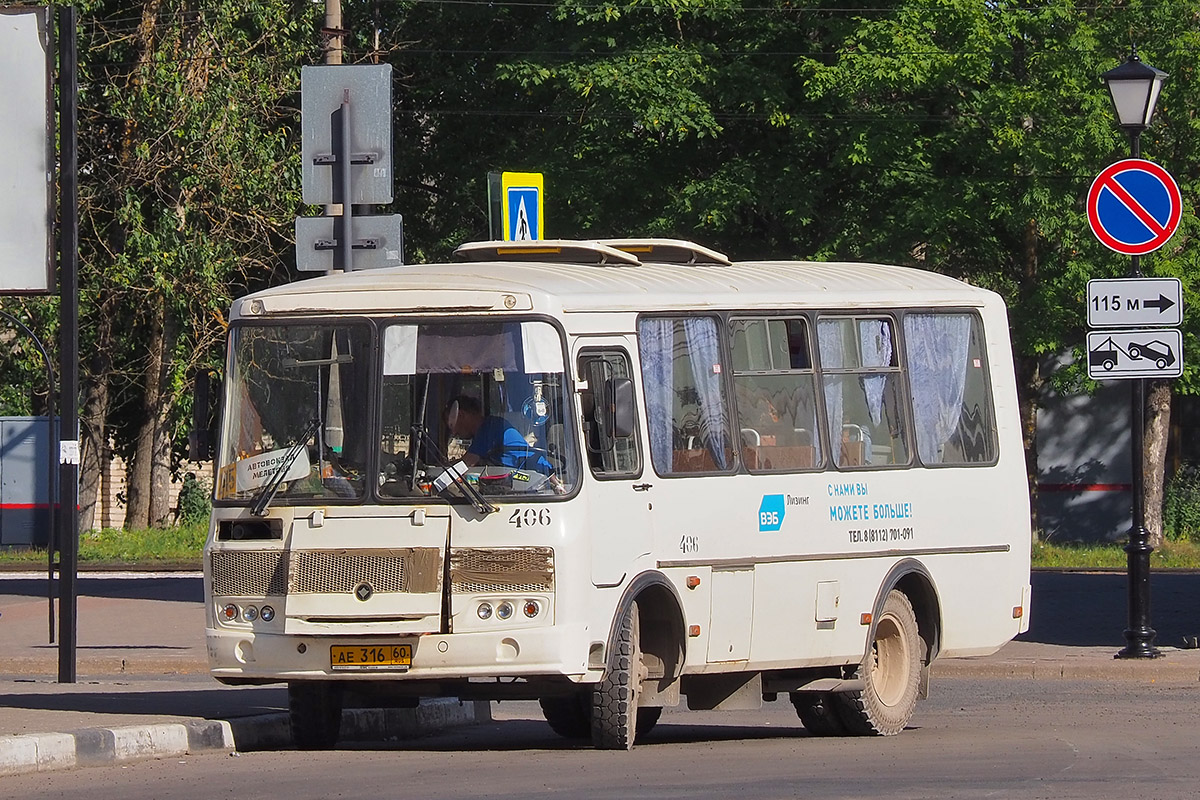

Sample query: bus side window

[902,312,997,465]
[817,316,911,469]
[730,317,823,472]
[577,350,641,477]
[638,316,734,475]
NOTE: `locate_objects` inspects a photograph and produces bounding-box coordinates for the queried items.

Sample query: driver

[445,395,553,474]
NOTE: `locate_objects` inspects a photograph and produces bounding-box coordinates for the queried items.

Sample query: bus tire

[790,693,847,736]
[835,589,921,736]
[591,602,645,750]
[539,693,592,739]
[288,681,343,750]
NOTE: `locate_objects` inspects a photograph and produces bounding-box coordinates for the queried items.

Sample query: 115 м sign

[1087,277,1183,379]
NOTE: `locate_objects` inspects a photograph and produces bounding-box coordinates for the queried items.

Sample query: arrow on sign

[1143,294,1176,314]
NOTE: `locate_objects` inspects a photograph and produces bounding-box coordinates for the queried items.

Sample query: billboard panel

[0,7,54,294]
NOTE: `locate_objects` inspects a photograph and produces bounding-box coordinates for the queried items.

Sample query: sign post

[298,65,403,272]
[1085,151,1181,658]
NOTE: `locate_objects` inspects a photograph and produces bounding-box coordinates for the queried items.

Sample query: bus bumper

[206,623,593,683]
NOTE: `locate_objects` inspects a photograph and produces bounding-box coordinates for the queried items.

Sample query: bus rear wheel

[539,692,592,739]
[835,589,921,736]
[591,602,647,750]
[288,681,343,750]
[790,692,847,736]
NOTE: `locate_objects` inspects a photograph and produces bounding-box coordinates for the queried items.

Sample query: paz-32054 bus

[204,239,1031,749]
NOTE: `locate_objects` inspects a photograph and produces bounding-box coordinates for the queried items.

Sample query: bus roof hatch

[452,240,641,266]
[597,239,731,266]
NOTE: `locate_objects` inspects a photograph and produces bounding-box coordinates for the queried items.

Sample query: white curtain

[859,319,892,425]
[817,320,845,465]
[684,317,729,469]
[903,314,971,463]
[638,318,675,474]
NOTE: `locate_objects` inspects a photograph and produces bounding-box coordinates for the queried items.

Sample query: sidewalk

[3,569,1199,776]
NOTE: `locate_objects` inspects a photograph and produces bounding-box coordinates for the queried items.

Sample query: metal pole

[1116,128,1161,659]
[57,4,81,683]
[325,0,342,66]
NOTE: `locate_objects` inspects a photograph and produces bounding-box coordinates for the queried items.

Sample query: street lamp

[1101,49,1168,137]
[1101,48,1168,661]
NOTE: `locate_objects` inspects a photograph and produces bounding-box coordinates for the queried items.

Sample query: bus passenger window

[638,316,734,476]
[903,313,997,465]
[817,316,910,469]
[730,317,822,472]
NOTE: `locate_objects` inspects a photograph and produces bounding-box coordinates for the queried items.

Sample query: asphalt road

[4,676,1198,799]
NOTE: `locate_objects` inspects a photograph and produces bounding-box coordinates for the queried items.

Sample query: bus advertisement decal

[758,494,785,532]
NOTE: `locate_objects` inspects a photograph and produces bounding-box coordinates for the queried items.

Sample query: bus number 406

[509,508,551,528]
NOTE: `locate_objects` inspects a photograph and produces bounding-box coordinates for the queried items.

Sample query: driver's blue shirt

[467,416,553,473]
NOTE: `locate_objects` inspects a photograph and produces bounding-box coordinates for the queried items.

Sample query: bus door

[575,342,653,587]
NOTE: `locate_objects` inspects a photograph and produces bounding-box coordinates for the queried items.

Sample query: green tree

[75,0,317,527]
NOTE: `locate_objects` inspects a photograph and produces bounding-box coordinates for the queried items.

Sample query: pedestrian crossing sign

[501,172,543,241]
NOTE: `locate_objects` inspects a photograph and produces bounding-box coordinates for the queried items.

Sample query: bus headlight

[496,602,514,620]
[242,605,259,622]
[260,605,275,622]
[477,602,493,620]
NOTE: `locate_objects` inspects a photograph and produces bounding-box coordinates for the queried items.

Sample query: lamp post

[1101,48,1168,660]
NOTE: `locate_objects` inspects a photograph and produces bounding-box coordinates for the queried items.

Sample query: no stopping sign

[1087,159,1182,256]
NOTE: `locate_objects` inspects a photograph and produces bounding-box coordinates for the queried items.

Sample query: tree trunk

[78,341,111,533]
[1144,380,1171,549]
[125,294,179,529]
[1017,353,1043,538]
[1016,218,1042,539]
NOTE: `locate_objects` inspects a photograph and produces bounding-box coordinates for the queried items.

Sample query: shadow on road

[0,575,202,603]
[0,686,286,719]
[335,717,811,754]
[1020,570,1200,647]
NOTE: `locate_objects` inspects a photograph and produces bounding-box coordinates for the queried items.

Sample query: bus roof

[232,250,997,320]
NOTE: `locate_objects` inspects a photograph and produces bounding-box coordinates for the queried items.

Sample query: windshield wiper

[250,418,321,516]
[410,423,497,516]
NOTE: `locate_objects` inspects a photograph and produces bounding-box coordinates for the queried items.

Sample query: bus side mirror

[188,370,214,461]
[604,377,635,439]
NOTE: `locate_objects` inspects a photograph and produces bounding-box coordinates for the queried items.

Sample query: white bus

[204,239,1031,750]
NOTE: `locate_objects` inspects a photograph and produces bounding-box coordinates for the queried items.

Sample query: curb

[0,699,489,777]
[936,650,1200,682]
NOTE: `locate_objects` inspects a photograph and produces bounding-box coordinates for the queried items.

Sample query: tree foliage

[4,0,1200,528]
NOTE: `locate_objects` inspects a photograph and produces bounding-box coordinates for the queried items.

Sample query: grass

[1032,538,1200,569]
[0,523,206,567]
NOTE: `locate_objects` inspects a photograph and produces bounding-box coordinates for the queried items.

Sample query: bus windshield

[216,319,577,507]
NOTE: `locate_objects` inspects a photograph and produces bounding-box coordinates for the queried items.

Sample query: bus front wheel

[592,602,647,750]
[836,589,921,736]
[288,681,343,750]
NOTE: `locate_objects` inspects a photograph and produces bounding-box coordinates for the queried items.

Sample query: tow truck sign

[1087,329,1182,380]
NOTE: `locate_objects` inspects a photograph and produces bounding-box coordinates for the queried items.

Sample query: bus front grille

[449,547,555,594]
[210,549,288,596]
[210,548,442,596]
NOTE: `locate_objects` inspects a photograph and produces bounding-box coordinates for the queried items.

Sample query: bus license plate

[330,643,413,671]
